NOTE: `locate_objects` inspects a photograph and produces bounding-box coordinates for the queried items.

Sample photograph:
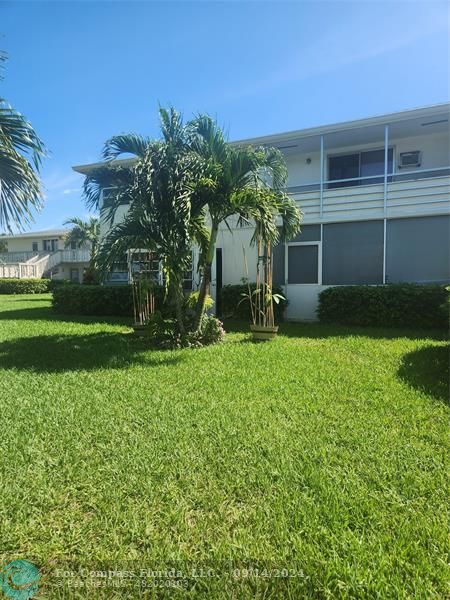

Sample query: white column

[383,124,389,216]
[383,124,389,284]
[320,135,324,219]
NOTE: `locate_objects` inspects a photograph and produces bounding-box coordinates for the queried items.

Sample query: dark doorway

[215,248,223,316]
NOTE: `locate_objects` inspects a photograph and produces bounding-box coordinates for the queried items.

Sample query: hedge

[219,283,287,321]
[318,284,449,328]
[52,283,169,317]
[0,278,51,294]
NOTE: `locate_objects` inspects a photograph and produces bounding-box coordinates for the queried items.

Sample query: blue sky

[1,0,448,232]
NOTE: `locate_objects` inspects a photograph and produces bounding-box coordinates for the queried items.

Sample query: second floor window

[43,239,58,252]
[328,148,393,188]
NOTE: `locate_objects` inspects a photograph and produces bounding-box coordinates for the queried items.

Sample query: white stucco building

[0,229,91,282]
[73,103,450,320]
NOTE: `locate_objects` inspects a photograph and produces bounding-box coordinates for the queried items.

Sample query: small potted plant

[242,243,285,341]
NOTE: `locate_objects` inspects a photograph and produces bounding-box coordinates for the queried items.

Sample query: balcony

[288,166,450,222]
[0,249,91,279]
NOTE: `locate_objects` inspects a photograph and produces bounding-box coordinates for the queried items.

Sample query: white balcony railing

[288,166,450,222]
[0,251,41,264]
[0,249,91,279]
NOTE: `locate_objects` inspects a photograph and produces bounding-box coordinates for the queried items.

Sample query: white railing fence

[289,167,450,221]
[0,249,91,279]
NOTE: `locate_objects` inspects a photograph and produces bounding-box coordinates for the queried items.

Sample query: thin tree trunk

[194,223,218,332]
[175,292,186,335]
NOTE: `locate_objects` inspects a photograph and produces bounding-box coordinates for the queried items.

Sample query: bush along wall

[52,283,169,317]
[318,284,449,328]
[219,283,288,322]
[0,278,51,294]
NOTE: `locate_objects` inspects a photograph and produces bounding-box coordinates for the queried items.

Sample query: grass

[0,293,448,598]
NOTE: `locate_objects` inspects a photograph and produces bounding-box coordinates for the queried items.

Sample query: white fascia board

[231,103,450,147]
[72,157,137,175]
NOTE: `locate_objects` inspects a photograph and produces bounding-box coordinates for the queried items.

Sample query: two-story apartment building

[73,103,450,320]
[0,229,91,282]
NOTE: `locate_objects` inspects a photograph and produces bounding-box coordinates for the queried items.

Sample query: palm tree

[0,52,45,231]
[63,216,100,256]
[81,108,300,333]
[82,108,209,332]
[187,115,301,330]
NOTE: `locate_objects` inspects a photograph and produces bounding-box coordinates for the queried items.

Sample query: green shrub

[220,283,287,321]
[318,284,449,328]
[52,283,170,317]
[146,312,225,349]
[52,284,133,316]
[0,278,50,294]
[47,279,76,292]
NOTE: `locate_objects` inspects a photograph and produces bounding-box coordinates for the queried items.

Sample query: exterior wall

[5,235,65,253]
[4,235,91,254]
[51,262,90,282]
[214,214,450,320]
[285,132,448,188]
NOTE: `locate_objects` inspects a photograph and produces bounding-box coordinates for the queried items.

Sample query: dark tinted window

[328,154,359,188]
[290,224,321,243]
[386,216,450,284]
[288,245,319,284]
[322,220,383,284]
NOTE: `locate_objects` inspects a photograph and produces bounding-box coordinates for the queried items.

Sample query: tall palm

[95,138,207,333]
[0,53,45,231]
[83,109,208,328]
[187,115,301,329]
[63,216,101,257]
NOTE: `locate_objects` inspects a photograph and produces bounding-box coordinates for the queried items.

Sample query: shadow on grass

[222,319,447,342]
[398,345,450,403]
[0,333,181,373]
[0,306,132,327]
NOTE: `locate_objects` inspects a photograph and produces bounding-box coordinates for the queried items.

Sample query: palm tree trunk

[175,292,186,335]
[194,223,218,331]
[171,274,186,335]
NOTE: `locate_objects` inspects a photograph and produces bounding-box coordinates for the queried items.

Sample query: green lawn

[0,294,448,598]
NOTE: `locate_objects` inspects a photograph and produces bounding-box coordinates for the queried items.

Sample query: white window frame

[285,241,322,286]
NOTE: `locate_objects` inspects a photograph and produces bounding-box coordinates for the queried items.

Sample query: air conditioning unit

[398,151,421,169]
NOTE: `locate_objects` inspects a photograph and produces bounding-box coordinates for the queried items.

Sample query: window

[32,242,38,252]
[328,148,393,188]
[101,187,129,209]
[70,241,77,250]
[70,268,79,282]
[322,220,384,285]
[43,239,58,252]
[288,245,319,284]
[386,216,450,284]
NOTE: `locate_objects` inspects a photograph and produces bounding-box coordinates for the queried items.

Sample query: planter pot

[132,324,147,337]
[250,324,279,341]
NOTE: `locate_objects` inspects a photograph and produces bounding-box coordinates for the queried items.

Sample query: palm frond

[102,133,151,161]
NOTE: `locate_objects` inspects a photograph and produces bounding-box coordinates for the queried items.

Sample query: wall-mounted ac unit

[398,151,421,169]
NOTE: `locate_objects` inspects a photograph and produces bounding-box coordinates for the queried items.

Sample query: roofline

[72,103,450,173]
[231,102,450,146]
[0,229,69,240]
[72,157,136,175]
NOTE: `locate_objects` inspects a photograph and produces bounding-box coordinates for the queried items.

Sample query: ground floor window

[386,215,450,283]
[288,244,320,284]
[322,220,384,285]
[70,268,79,282]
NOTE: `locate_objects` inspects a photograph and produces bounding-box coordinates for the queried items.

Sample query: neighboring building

[0,229,91,282]
[73,103,450,320]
